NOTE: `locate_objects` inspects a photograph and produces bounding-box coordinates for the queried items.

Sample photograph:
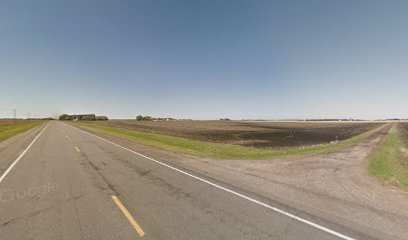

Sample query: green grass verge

[0,121,44,142]
[369,126,408,190]
[71,121,386,160]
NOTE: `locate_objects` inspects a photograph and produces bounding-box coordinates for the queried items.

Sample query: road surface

[0,121,377,239]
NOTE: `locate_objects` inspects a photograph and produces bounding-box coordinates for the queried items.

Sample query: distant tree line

[136,115,175,121]
[59,114,108,121]
[136,115,152,121]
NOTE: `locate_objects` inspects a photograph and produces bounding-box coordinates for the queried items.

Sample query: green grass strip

[369,126,408,190]
[0,121,44,142]
[72,122,386,160]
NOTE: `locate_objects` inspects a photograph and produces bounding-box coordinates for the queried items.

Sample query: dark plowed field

[88,120,383,149]
[398,122,408,146]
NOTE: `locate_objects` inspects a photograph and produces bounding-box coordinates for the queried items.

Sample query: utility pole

[27,112,31,119]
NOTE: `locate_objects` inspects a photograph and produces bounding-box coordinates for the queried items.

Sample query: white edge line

[71,124,355,240]
[0,124,49,184]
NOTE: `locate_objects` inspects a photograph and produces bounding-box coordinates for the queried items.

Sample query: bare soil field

[397,122,408,165]
[398,122,408,145]
[89,120,383,148]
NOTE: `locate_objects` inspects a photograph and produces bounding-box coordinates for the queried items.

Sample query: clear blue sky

[1,0,407,119]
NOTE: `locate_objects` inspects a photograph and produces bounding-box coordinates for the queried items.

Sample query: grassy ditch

[0,121,44,142]
[369,126,408,190]
[71,121,386,160]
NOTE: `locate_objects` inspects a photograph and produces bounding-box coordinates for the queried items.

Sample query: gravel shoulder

[73,123,407,240]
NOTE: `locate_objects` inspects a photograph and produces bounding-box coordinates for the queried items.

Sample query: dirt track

[79,123,408,240]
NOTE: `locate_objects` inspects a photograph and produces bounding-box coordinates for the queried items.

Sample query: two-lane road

[0,121,370,239]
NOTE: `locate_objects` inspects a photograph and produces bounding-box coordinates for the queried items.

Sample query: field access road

[0,121,376,240]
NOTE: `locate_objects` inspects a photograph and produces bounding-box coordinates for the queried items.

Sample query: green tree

[142,116,152,121]
[59,114,69,120]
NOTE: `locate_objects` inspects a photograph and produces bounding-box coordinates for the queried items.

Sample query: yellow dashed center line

[65,135,71,140]
[111,195,146,237]
[75,146,80,152]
